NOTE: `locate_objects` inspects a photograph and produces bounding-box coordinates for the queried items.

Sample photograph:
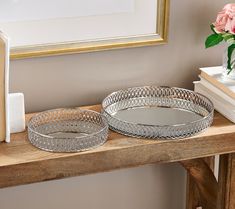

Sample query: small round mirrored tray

[28,108,109,152]
[102,86,214,139]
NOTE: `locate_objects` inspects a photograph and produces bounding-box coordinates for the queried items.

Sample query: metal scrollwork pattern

[102,86,214,139]
[28,108,109,152]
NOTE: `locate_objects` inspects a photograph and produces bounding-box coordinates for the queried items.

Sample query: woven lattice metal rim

[28,108,109,152]
[102,86,214,139]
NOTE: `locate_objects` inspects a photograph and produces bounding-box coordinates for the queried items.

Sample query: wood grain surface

[0,105,235,188]
[185,157,215,209]
[217,153,235,209]
[181,158,217,209]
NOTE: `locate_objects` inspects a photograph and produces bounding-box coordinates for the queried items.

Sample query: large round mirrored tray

[102,86,214,139]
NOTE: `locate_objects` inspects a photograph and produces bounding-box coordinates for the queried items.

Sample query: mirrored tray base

[28,108,109,152]
[102,86,214,139]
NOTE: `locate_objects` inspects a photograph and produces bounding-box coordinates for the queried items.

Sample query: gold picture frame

[10,0,169,59]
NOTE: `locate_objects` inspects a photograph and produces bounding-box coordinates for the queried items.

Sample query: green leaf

[227,44,235,74]
[205,34,223,48]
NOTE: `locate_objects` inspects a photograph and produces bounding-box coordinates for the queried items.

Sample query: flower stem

[227,44,235,74]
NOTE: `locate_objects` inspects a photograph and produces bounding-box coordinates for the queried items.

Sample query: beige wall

[0,0,229,209]
[0,164,185,209]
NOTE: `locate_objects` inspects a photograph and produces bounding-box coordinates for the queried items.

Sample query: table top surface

[0,105,234,188]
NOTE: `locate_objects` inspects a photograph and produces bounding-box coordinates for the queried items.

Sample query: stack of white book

[194,66,235,123]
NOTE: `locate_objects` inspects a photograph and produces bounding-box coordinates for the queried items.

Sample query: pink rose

[213,4,235,34]
[225,17,235,34]
[214,10,229,33]
[223,4,235,18]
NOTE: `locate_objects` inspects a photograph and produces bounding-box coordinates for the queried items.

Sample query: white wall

[0,0,229,209]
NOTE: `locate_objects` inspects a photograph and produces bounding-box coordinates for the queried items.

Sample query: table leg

[180,158,218,209]
[217,153,235,209]
[185,157,215,209]
[186,175,201,209]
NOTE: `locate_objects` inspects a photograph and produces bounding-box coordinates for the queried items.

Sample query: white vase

[223,44,235,79]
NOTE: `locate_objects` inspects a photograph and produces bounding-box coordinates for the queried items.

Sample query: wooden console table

[0,105,235,209]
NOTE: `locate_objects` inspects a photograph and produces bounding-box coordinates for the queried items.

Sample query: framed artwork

[0,0,169,59]
[0,31,9,142]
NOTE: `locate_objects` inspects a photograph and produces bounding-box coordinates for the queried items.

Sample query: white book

[199,76,235,106]
[194,81,235,123]
[200,66,235,100]
[0,31,9,142]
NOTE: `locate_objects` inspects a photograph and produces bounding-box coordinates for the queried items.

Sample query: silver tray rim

[101,86,214,128]
[28,107,109,140]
